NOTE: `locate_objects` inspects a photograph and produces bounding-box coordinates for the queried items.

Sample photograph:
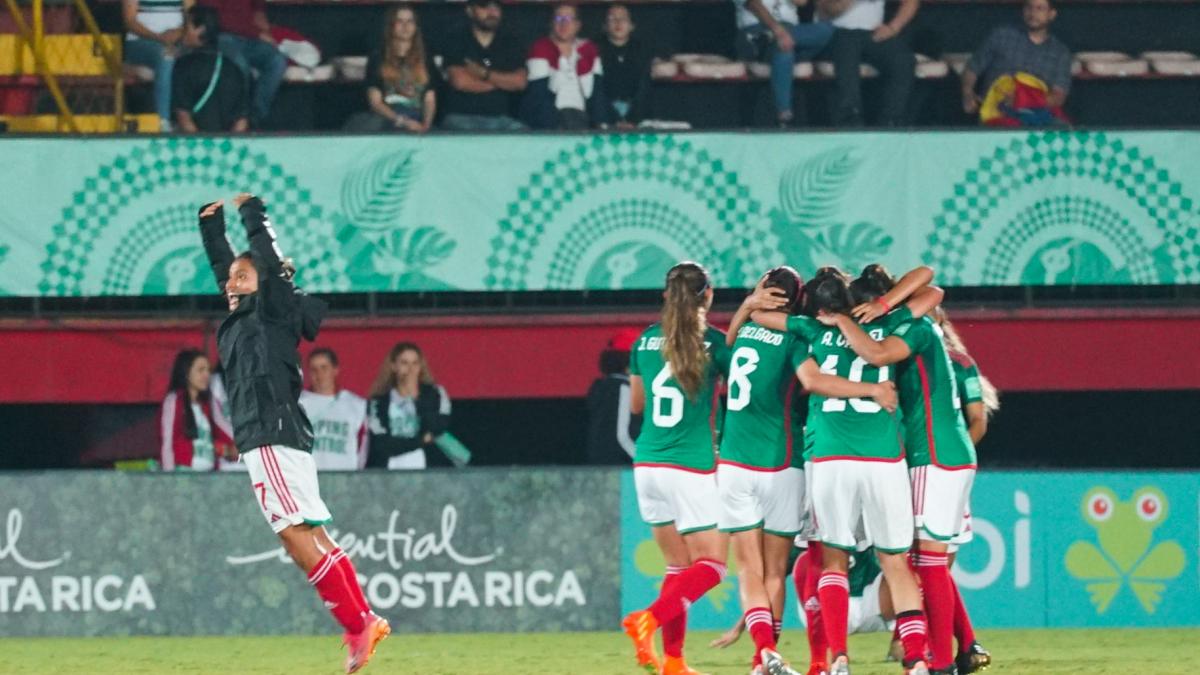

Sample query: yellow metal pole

[70,0,127,131]
[1,0,79,132]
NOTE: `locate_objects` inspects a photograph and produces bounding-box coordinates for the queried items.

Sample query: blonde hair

[661,262,711,399]
[369,341,435,397]
[937,309,1000,416]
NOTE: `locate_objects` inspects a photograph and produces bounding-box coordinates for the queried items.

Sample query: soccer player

[621,261,743,675]
[199,195,388,674]
[751,267,942,675]
[300,348,370,471]
[828,265,973,675]
[721,266,898,675]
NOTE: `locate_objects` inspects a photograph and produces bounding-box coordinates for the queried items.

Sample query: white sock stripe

[309,555,337,585]
[818,576,850,589]
[916,556,948,566]
[746,616,774,629]
[665,566,686,575]
[699,560,728,580]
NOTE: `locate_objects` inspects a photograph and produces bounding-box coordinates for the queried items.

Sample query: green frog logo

[633,539,735,612]
[1064,487,1186,614]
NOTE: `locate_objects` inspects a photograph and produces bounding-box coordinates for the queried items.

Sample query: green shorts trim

[875,544,912,555]
[647,520,675,528]
[917,525,955,542]
[719,520,765,534]
[821,539,858,552]
[764,528,801,538]
[678,523,718,535]
[304,517,333,527]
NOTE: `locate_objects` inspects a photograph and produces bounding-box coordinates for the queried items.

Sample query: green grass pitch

[3,628,1197,674]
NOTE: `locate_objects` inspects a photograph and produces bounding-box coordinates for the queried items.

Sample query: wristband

[878,297,892,313]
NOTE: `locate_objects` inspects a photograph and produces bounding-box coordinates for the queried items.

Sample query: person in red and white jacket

[520,3,611,130]
[160,349,235,471]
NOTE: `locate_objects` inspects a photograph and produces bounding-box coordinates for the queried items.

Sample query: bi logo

[1064,487,1185,614]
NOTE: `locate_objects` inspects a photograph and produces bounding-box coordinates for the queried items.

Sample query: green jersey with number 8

[892,317,977,469]
[801,311,909,461]
[718,321,810,470]
[630,324,731,472]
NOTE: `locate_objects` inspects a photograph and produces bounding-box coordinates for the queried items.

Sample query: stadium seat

[1077,51,1150,77]
[943,52,970,75]
[283,64,335,83]
[815,61,879,78]
[916,54,950,79]
[650,58,679,79]
[332,56,367,82]
[678,55,747,79]
[1142,51,1200,76]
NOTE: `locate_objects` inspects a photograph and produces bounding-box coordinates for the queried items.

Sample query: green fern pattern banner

[1,131,1197,297]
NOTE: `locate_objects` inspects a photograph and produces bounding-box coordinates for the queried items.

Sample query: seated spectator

[962,0,1071,123]
[735,0,833,127]
[822,0,918,126]
[585,329,642,465]
[123,0,187,132]
[160,349,234,471]
[345,5,438,133]
[197,0,286,127]
[171,6,250,133]
[299,348,369,471]
[441,0,528,131]
[366,342,453,470]
[521,3,609,130]
[597,4,651,129]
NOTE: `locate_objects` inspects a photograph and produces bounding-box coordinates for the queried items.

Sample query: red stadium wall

[2,309,1198,404]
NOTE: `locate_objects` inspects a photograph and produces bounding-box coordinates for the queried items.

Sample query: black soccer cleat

[929,667,958,675]
[955,641,992,674]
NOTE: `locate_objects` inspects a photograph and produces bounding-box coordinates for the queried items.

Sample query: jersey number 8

[819,354,889,413]
[726,346,760,412]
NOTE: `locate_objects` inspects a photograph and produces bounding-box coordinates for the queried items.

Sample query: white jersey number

[651,364,685,428]
[819,354,889,413]
[726,346,761,412]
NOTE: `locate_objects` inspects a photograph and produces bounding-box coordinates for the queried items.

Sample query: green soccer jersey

[893,316,977,469]
[951,353,984,407]
[848,548,882,598]
[630,324,731,471]
[801,311,909,462]
[719,320,810,470]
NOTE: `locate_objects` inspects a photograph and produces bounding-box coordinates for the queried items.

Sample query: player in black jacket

[199,194,389,674]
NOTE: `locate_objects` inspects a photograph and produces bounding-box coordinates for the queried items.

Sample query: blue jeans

[441,113,526,132]
[740,21,834,117]
[125,38,174,124]
[216,33,286,124]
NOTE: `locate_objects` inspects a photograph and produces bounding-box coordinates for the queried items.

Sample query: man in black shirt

[171,5,250,133]
[597,4,652,129]
[441,0,527,131]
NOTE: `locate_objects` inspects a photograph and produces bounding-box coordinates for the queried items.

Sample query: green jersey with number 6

[801,311,909,461]
[630,324,731,472]
[892,316,977,469]
[719,321,810,470]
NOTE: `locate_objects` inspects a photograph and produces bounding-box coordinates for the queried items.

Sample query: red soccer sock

[745,607,776,654]
[916,550,955,669]
[773,617,783,643]
[660,566,687,658]
[648,558,726,625]
[895,610,929,666]
[817,571,849,658]
[951,574,977,651]
[308,548,367,634]
[333,549,372,617]
[798,546,828,665]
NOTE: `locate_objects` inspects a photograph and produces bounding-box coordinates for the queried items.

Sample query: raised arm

[830,313,912,367]
[235,194,284,278]
[728,279,788,345]
[796,359,897,412]
[198,200,234,293]
[853,265,933,322]
[905,285,944,319]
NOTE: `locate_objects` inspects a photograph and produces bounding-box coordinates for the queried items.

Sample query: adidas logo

[804,597,821,611]
[324,601,338,609]
[270,514,281,523]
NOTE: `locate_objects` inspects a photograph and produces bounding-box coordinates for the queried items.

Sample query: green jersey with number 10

[893,316,977,469]
[718,320,810,470]
[800,311,909,462]
[630,324,731,472]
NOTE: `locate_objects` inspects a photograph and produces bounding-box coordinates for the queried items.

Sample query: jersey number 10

[819,354,889,413]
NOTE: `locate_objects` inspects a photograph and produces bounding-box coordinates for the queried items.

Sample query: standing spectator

[823,0,919,126]
[345,5,439,133]
[441,0,528,131]
[735,0,833,127]
[196,0,286,126]
[160,349,234,471]
[597,4,652,129]
[171,5,250,132]
[209,362,246,471]
[300,348,369,471]
[123,0,190,132]
[585,328,642,465]
[366,342,453,470]
[521,3,609,130]
[961,0,1071,120]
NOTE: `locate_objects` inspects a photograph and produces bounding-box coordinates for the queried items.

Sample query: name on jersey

[313,420,351,454]
[736,325,783,346]
[638,337,713,351]
[820,328,885,347]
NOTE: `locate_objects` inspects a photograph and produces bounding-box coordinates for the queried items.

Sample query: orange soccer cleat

[344,614,391,674]
[621,610,661,673]
[662,655,709,675]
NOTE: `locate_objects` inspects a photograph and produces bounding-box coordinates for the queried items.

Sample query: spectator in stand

[822,0,919,126]
[597,4,652,129]
[171,6,250,133]
[735,0,833,127]
[345,5,439,133]
[961,0,1071,120]
[299,348,369,471]
[196,0,286,126]
[441,0,528,131]
[521,3,609,130]
[160,349,235,471]
[585,328,643,465]
[123,0,191,132]
[366,342,453,470]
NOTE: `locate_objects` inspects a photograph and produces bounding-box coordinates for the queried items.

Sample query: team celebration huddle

[622,261,999,675]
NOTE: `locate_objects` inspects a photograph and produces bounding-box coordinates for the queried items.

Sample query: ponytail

[661,262,711,399]
[939,313,1001,417]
